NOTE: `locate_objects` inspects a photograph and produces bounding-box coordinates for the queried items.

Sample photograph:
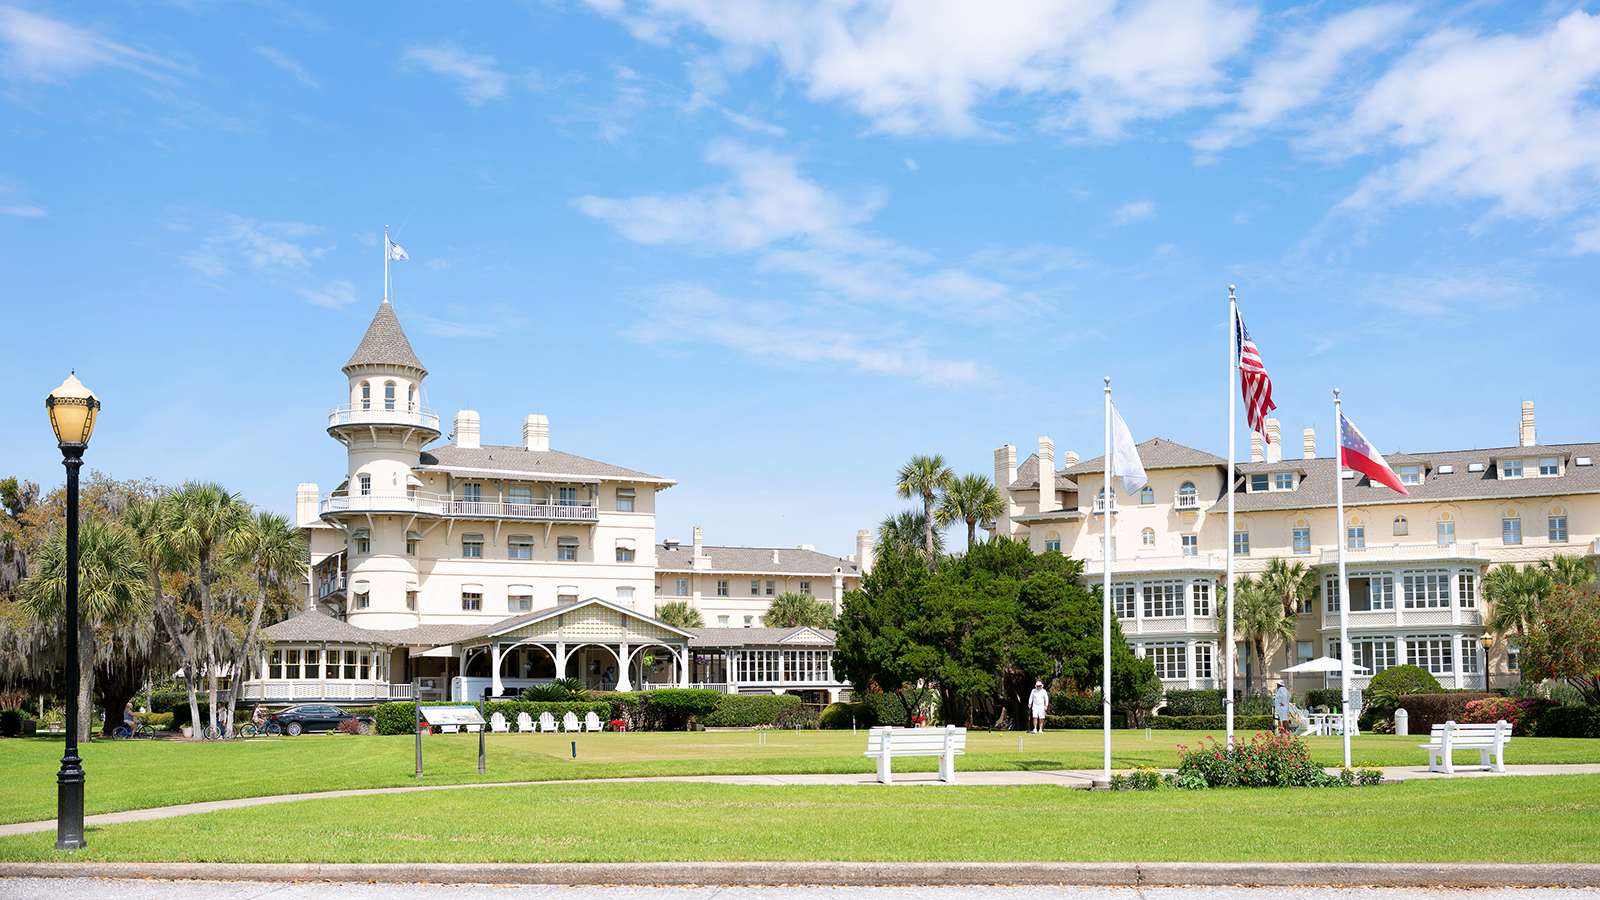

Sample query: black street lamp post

[45,373,99,852]
[1480,633,1495,693]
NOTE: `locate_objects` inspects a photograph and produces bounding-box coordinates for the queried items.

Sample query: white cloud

[0,5,179,83]
[257,46,318,89]
[1195,4,1413,152]
[0,204,44,216]
[216,216,327,269]
[585,0,1255,138]
[1115,200,1154,224]
[627,283,986,384]
[402,43,509,105]
[300,280,357,308]
[1331,11,1600,222]
[904,158,919,171]
[426,258,451,271]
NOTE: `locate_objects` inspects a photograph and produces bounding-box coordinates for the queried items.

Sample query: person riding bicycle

[123,702,138,732]
[251,703,265,728]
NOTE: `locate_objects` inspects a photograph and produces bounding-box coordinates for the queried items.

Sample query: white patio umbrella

[1282,656,1371,675]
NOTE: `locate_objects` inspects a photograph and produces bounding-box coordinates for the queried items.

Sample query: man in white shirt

[1028,680,1049,734]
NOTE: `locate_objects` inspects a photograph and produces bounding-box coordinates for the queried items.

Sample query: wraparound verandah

[450,637,692,700]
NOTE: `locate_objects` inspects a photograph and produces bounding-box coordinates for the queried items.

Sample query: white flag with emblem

[388,240,408,261]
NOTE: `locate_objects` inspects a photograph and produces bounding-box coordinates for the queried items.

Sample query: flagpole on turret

[384,225,391,306]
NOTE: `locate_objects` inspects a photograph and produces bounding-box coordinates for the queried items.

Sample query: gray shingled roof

[344,301,426,375]
[1007,453,1080,492]
[1217,442,1600,512]
[1064,438,1228,475]
[264,611,484,646]
[418,444,674,485]
[683,626,837,647]
[655,544,860,577]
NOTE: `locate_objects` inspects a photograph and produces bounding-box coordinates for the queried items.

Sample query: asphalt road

[2,883,1596,900]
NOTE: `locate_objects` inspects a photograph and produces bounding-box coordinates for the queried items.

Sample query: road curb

[3,861,1599,886]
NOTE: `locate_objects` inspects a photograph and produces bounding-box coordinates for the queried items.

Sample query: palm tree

[895,454,953,571]
[1535,554,1596,590]
[1483,563,1552,637]
[1216,575,1295,697]
[1256,557,1318,666]
[878,510,943,558]
[123,497,208,736]
[652,599,704,629]
[225,511,305,736]
[936,473,1004,553]
[158,482,250,737]
[20,520,150,741]
[762,591,836,629]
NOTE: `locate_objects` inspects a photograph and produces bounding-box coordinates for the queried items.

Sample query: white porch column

[454,644,465,700]
[615,642,632,691]
[1186,639,1197,689]
[679,644,690,688]
[491,642,503,697]
[556,641,567,680]
[728,650,739,695]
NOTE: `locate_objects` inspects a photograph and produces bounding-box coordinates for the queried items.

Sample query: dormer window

[1539,457,1559,476]
[1398,465,1421,485]
[1250,473,1268,492]
[1501,459,1523,478]
[1273,472,1295,490]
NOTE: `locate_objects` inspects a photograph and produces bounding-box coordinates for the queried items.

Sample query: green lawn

[2,775,1598,863]
[1,728,1595,827]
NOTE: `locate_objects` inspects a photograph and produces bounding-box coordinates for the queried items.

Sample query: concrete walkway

[2,764,1596,840]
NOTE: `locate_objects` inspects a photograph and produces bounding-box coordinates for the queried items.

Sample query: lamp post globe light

[1480,633,1494,693]
[45,372,99,852]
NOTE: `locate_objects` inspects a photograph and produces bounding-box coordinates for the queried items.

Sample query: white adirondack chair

[562,711,581,732]
[584,711,603,732]
[489,712,509,733]
[516,712,534,733]
[538,712,558,733]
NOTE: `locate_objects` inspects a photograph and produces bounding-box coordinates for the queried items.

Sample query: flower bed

[1167,732,1383,789]
[1462,696,1561,735]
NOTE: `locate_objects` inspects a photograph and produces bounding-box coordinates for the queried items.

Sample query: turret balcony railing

[328,404,440,431]
[320,490,598,522]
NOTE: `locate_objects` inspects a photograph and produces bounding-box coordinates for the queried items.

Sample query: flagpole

[1335,388,1352,768]
[1225,286,1237,748]
[384,225,391,305]
[1103,376,1113,783]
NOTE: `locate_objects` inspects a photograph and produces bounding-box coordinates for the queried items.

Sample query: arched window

[1045,531,1061,552]
[1140,486,1154,505]
[407,383,416,411]
[1179,481,1196,495]
[1394,516,1408,536]
[384,381,396,411]
[1141,527,1155,546]
[360,381,370,410]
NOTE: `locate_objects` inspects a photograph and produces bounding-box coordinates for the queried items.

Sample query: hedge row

[0,709,23,736]
[1149,714,1275,730]
[699,693,802,728]
[1396,693,1495,734]
[1045,714,1127,730]
[1161,689,1225,717]
[1534,705,1600,738]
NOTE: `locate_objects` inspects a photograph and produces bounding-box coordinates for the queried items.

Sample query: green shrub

[1162,689,1225,717]
[698,693,803,728]
[0,709,23,737]
[1367,665,1443,710]
[1236,694,1273,717]
[144,712,174,730]
[1304,688,1344,710]
[1044,714,1126,729]
[1177,732,1342,788]
[1534,705,1600,738]
[818,701,874,729]
[518,678,590,703]
[1047,684,1101,716]
[171,702,249,729]
[638,689,723,730]
[1461,696,1560,736]
[374,702,418,735]
[1397,692,1496,734]
[858,689,909,726]
[149,690,207,716]
[1149,714,1275,731]
[772,705,821,729]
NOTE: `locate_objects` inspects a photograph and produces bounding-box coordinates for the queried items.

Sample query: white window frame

[1503,517,1521,545]
[615,486,636,512]
[1192,580,1212,617]
[1142,581,1183,618]
[1539,457,1559,476]
[1273,472,1295,491]
[717,580,729,597]
[675,578,688,597]
[461,589,483,612]
[1402,569,1449,609]
[1406,635,1454,674]
[1233,530,1249,556]
[1181,534,1198,557]
[1457,573,1477,608]
[1141,527,1155,547]
[1398,465,1421,486]
[1347,525,1365,550]
[1501,459,1524,478]
[1292,527,1310,555]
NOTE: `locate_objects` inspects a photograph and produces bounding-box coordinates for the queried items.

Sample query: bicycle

[111,723,156,739]
[240,721,281,738]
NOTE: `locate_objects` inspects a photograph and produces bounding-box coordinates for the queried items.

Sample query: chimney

[1250,431,1264,462]
[523,414,549,451]
[1038,436,1055,513]
[295,483,319,529]
[692,525,704,557]
[1520,401,1536,447]
[797,544,814,551]
[995,445,1017,493]
[663,539,679,551]
[856,529,875,575]
[1303,428,1317,460]
[1264,418,1282,463]
[453,410,480,449]
[1061,451,1079,468]
[772,550,780,564]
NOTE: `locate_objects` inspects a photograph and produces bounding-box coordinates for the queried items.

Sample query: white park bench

[863,725,966,785]
[1420,720,1512,774]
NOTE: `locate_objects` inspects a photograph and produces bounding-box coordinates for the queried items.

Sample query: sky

[2,0,1599,559]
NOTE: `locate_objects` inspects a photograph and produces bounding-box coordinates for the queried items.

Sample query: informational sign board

[421,706,486,729]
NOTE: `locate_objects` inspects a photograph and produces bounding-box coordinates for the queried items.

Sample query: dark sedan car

[266,704,375,736]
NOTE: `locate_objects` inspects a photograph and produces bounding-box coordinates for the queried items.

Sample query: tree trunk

[153,592,203,741]
[95,653,144,738]
[923,494,937,572]
[198,546,219,737]
[225,571,270,740]
[967,518,977,552]
[76,616,95,742]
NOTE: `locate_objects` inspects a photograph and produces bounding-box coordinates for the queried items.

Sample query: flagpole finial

[1334,387,1340,397]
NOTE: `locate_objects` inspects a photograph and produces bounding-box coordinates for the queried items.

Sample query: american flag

[1235,308,1277,439]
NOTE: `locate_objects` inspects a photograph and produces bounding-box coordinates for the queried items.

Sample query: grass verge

[1,775,1597,863]
[1,729,1594,826]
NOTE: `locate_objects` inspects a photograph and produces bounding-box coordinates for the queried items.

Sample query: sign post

[477,694,486,776]
[413,682,423,779]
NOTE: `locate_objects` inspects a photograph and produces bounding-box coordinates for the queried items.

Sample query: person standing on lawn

[1273,680,1291,733]
[1028,680,1049,734]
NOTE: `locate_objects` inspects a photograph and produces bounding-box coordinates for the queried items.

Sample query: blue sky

[3,0,1599,557]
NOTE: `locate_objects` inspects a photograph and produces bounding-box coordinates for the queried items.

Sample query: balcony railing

[1321,606,1482,629]
[1317,541,1484,565]
[317,576,347,600]
[238,680,412,701]
[328,404,440,431]
[1173,492,1201,510]
[1092,498,1118,514]
[320,490,599,522]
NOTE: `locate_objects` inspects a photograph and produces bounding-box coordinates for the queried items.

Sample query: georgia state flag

[1339,413,1409,496]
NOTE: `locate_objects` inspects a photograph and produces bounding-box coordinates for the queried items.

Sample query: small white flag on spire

[1109,402,1148,497]
[388,240,408,261]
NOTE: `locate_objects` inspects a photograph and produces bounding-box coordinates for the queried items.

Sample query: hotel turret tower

[323,300,439,628]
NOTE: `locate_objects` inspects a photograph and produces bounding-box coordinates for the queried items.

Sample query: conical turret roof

[344,300,427,375]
